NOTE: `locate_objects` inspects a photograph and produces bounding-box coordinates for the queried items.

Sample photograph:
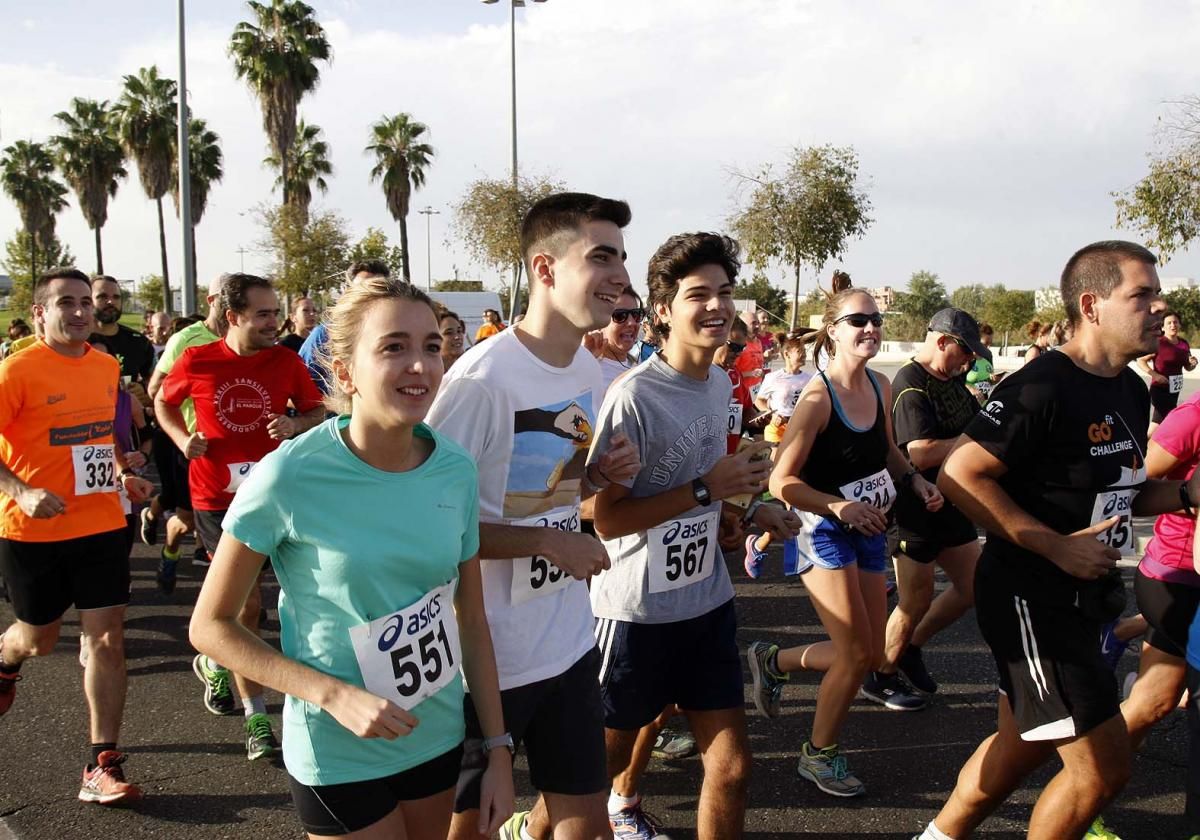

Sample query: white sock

[607,789,638,814]
[920,821,954,840]
[242,694,267,717]
[518,822,535,840]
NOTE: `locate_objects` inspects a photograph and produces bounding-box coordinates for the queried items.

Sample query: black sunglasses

[611,308,645,325]
[834,312,884,328]
[726,340,746,353]
[944,334,975,355]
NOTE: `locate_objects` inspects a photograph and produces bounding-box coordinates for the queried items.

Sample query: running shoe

[744,534,766,579]
[1084,815,1122,839]
[193,545,211,568]
[0,669,21,716]
[156,548,178,595]
[245,713,280,761]
[1099,621,1130,671]
[861,671,927,711]
[797,742,865,797]
[139,506,158,546]
[747,641,787,718]
[192,654,237,715]
[499,811,530,840]
[610,799,666,839]
[897,644,939,694]
[78,750,143,805]
[651,727,698,761]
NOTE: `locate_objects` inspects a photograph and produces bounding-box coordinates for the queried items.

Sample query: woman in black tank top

[746,289,943,798]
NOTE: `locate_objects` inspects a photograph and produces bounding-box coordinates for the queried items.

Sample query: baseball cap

[928,308,992,362]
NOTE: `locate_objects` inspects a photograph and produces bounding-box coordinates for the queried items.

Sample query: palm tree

[264,118,331,227]
[0,140,69,281]
[51,98,127,274]
[229,0,331,209]
[365,114,434,282]
[113,66,177,313]
[171,118,224,288]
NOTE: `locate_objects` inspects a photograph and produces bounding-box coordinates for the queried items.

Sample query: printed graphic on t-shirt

[214,378,272,433]
[503,392,594,519]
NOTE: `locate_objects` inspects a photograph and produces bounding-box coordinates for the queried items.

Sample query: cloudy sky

[2,0,1199,302]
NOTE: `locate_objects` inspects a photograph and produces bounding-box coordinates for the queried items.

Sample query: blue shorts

[788,512,888,575]
[595,598,743,730]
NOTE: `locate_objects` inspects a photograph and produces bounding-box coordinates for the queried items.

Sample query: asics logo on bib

[1102,493,1131,518]
[662,517,710,544]
[378,592,445,653]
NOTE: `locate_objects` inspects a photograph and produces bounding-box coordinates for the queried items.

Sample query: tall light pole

[417,207,440,290]
[481,0,546,320]
[176,0,195,314]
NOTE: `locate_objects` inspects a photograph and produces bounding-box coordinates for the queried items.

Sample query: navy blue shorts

[790,512,888,575]
[595,598,743,730]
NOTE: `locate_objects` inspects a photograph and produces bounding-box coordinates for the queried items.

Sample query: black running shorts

[152,428,192,513]
[888,493,978,564]
[288,743,463,835]
[1150,387,1181,425]
[454,647,607,812]
[0,529,130,625]
[1135,568,1200,659]
[192,508,227,562]
[975,572,1120,741]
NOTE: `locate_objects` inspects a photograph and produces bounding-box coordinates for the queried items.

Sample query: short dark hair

[978,322,994,337]
[1060,240,1158,326]
[34,267,90,305]
[645,233,741,339]
[91,274,119,288]
[1164,310,1183,327]
[346,260,390,283]
[219,273,275,316]
[520,192,632,277]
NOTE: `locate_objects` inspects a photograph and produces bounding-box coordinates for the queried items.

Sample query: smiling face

[827,290,883,362]
[35,277,94,348]
[602,289,641,353]
[535,219,631,331]
[439,314,465,356]
[1163,313,1181,340]
[337,298,444,429]
[226,285,281,351]
[657,263,736,355]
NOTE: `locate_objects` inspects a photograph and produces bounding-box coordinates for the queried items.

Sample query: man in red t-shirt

[156,272,323,760]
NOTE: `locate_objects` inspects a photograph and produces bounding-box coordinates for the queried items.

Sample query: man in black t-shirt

[862,309,988,711]
[88,276,155,385]
[916,242,1200,840]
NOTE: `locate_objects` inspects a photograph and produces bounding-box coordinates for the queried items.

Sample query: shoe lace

[247,714,273,741]
[632,804,665,836]
[94,752,128,781]
[829,753,849,781]
[208,668,231,698]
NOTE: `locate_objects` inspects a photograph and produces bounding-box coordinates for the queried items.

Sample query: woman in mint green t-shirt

[191,279,513,839]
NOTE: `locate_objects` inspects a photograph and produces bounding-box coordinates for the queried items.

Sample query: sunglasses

[611,308,645,325]
[726,340,746,353]
[834,312,884,328]
[944,334,975,355]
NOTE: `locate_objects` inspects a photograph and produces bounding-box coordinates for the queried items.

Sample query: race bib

[224,461,258,494]
[646,510,719,594]
[510,505,581,606]
[348,580,461,712]
[71,444,116,496]
[838,468,896,512]
[1169,374,1184,394]
[1091,489,1136,557]
[727,402,743,435]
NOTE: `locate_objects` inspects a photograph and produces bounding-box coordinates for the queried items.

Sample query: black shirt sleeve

[961,366,1053,467]
[891,368,939,448]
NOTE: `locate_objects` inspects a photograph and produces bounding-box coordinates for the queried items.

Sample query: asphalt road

[0,361,1192,839]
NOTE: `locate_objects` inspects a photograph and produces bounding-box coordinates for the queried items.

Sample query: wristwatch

[482,732,515,756]
[691,478,711,506]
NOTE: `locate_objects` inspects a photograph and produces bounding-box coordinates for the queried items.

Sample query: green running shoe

[192,654,236,715]
[245,712,280,761]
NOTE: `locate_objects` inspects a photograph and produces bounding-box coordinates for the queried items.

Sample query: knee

[705,747,751,794]
[26,629,61,657]
[88,627,126,660]
[843,641,873,678]
[1127,681,1183,728]
[898,580,934,614]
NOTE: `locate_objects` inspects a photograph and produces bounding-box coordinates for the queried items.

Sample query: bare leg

[79,606,127,744]
[1027,715,1131,839]
[1121,642,1186,748]
[880,554,934,673]
[910,541,978,649]
[685,706,750,840]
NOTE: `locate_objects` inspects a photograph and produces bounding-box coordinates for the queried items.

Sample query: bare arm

[1136,353,1155,375]
[905,437,958,472]
[154,393,197,455]
[147,366,168,400]
[479,523,609,581]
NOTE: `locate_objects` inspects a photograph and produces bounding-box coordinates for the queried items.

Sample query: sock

[204,655,228,673]
[607,789,638,814]
[242,694,267,717]
[804,740,837,757]
[765,648,788,681]
[519,823,535,840]
[0,642,19,674]
[162,545,180,561]
[90,742,117,767]
[919,821,954,840]
[754,533,771,552]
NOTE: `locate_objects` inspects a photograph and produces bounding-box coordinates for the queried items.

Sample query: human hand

[1053,518,1122,580]
[266,413,297,440]
[476,751,515,836]
[829,500,888,535]
[591,433,640,486]
[122,475,155,503]
[540,530,610,580]
[17,487,65,518]
[912,474,944,512]
[184,431,208,459]
[753,503,801,542]
[704,442,773,501]
[582,331,606,357]
[326,682,420,739]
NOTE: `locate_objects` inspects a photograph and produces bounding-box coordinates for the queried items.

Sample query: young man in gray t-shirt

[588,232,799,837]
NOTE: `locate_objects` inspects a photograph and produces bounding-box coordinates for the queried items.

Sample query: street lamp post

[177,0,195,314]
[417,207,441,290]
[481,0,546,320]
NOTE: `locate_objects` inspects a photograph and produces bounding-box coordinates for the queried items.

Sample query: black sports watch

[692,478,712,506]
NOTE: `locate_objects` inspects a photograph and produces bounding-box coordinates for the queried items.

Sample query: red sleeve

[159,347,194,407]
[289,352,325,412]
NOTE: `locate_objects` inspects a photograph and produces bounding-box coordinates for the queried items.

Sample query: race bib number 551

[1091,489,1136,557]
[646,510,719,594]
[348,580,461,711]
[72,444,116,496]
[510,505,581,606]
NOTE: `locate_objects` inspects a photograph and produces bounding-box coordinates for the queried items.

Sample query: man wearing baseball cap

[861,308,989,711]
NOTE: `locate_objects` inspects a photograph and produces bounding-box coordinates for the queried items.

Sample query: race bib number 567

[348,580,461,711]
[646,510,719,594]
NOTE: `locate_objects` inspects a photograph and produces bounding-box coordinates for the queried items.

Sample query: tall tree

[229,0,331,209]
[51,98,126,273]
[346,227,403,277]
[451,173,563,320]
[895,270,950,324]
[734,270,789,322]
[113,66,178,314]
[171,118,224,290]
[0,140,69,282]
[254,204,349,301]
[264,118,331,226]
[730,144,873,327]
[365,113,434,283]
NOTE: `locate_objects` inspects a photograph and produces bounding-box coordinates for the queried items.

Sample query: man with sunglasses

[864,308,989,713]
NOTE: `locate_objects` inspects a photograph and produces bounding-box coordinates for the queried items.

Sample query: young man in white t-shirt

[429,193,640,840]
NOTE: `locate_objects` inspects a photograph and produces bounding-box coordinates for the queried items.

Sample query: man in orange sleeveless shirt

[0,268,154,806]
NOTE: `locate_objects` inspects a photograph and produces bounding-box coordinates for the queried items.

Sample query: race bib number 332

[72,444,116,496]
[348,580,461,711]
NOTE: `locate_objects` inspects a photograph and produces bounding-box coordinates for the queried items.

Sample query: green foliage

[256,204,350,301]
[729,144,873,327]
[265,118,330,226]
[982,289,1036,335]
[434,279,484,292]
[496,283,530,320]
[136,274,165,312]
[171,117,224,226]
[2,229,75,314]
[1114,148,1200,262]
[1165,287,1200,340]
[734,270,789,321]
[366,113,435,282]
[0,140,69,279]
[51,97,126,272]
[346,227,404,277]
[949,283,988,317]
[1034,300,1067,325]
[894,270,949,324]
